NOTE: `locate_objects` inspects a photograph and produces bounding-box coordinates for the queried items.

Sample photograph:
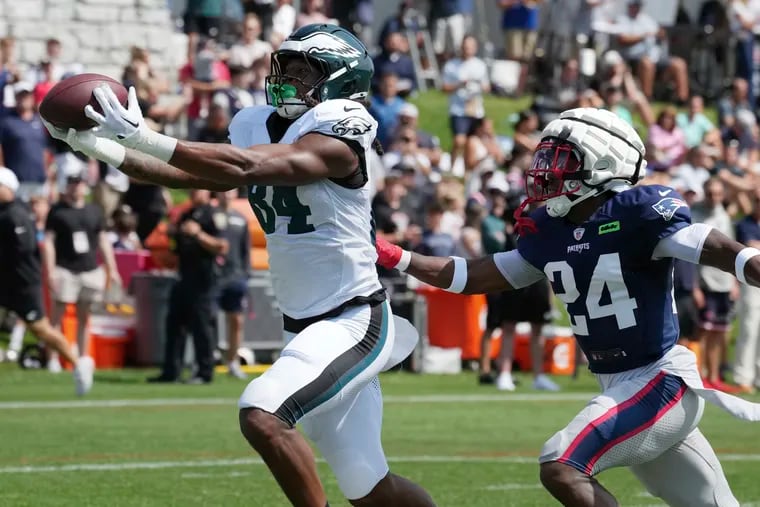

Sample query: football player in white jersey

[44,24,435,507]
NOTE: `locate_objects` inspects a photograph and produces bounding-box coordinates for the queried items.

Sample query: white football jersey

[228,99,383,319]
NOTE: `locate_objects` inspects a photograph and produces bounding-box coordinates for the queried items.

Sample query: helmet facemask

[266,51,329,119]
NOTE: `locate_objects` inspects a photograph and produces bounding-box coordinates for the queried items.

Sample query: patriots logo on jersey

[651,197,686,221]
[332,116,373,136]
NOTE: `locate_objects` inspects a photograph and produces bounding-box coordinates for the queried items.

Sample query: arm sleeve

[492,250,545,289]
[651,223,713,263]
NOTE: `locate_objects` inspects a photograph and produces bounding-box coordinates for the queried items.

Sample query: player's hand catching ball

[42,119,126,168]
[85,85,145,147]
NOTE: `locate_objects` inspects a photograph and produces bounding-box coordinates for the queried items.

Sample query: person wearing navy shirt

[0,84,50,201]
[376,108,760,507]
[733,189,760,393]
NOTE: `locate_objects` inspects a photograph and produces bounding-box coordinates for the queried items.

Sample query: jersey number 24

[249,186,315,235]
[544,253,638,336]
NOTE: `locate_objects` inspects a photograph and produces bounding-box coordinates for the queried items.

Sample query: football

[39,73,128,131]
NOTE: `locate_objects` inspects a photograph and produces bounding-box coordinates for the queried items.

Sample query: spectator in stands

[728,0,758,107]
[372,31,417,96]
[122,47,185,131]
[212,64,258,119]
[510,109,540,160]
[271,0,297,44]
[295,0,331,29]
[332,0,374,46]
[149,189,228,384]
[122,181,171,243]
[0,39,18,118]
[110,205,142,251]
[692,178,740,393]
[44,168,120,372]
[646,106,688,172]
[26,38,68,85]
[378,0,421,48]
[442,34,490,172]
[194,103,231,143]
[499,0,540,95]
[458,200,485,258]
[229,14,273,69]
[0,83,51,202]
[395,103,440,163]
[184,0,225,63]
[672,184,701,353]
[534,58,584,124]
[722,109,759,172]
[671,146,711,201]
[368,72,407,150]
[93,160,130,228]
[243,0,276,41]
[414,200,457,257]
[32,60,56,108]
[614,0,689,102]
[430,0,473,60]
[733,186,760,394]
[477,172,510,385]
[718,78,753,133]
[712,140,756,216]
[215,189,251,380]
[179,39,231,138]
[384,126,434,184]
[372,170,411,244]
[463,117,506,194]
[677,94,721,149]
[601,83,634,125]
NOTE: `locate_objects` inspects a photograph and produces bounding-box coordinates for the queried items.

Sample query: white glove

[42,119,125,168]
[84,85,177,162]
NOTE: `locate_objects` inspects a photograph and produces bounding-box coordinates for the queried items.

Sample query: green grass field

[2,365,760,506]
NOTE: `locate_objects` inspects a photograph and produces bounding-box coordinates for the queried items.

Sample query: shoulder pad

[293,99,377,151]
[228,105,276,148]
[618,185,691,223]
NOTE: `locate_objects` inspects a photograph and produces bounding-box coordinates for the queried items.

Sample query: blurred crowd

[1,0,760,389]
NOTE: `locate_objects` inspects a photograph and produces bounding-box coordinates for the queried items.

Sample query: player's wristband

[446,256,468,293]
[395,249,411,271]
[92,136,126,168]
[735,247,760,285]
[135,129,177,163]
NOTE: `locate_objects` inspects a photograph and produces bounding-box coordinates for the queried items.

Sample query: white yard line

[0,393,596,410]
[2,453,760,475]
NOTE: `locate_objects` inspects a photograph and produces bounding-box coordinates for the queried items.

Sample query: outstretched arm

[653,224,760,286]
[376,237,544,294]
[85,85,358,187]
[699,229,760,286]
[119,149,236,190]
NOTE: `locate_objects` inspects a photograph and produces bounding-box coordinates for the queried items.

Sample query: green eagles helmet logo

[280,32,362,59]
[332,116,373,136]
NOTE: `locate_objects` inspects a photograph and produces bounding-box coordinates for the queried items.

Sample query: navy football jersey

[517,185,691,374]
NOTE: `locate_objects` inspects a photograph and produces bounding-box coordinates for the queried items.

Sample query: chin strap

[513,200,538,237]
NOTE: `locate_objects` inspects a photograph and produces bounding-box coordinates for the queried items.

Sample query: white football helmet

[515,108,646,232]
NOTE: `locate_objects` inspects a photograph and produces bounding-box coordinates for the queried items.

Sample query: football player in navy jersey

[376,108,760,506]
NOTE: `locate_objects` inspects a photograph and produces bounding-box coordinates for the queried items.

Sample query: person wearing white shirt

[272,0,297,44]
[228,14,273,69]
[614,0,689,102]
[441,35,491,171]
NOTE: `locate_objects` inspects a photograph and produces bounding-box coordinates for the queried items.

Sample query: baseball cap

[485,172,509,194]
[0,167,19,192]
[13,81,34,95]
[399,103,419,118]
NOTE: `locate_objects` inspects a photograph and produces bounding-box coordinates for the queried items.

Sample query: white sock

[9,322,25,352]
